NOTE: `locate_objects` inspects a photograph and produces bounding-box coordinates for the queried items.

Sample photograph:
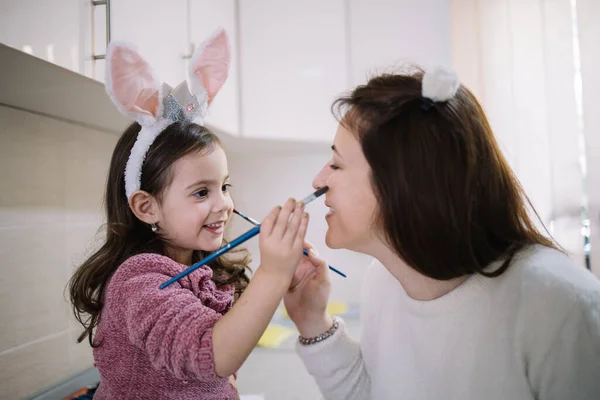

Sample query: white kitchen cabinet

[188,0,240,136]
[110,0,188,87]
[0,0,90,75]
[1,1,453,144]
[348,0,452,86]
[238,0,347,142]
[110,0,240,136]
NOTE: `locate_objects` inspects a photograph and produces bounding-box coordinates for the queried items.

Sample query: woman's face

[312,123,380,253]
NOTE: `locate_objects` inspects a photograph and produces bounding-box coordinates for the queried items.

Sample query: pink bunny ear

[189,28,230,104]
[105,42,162,124]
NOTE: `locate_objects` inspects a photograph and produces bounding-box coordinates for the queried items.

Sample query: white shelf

[0,43,130,134]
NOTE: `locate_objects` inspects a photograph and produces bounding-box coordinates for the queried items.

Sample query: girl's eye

[222,183,232,193]
[330,164,340,170]
[193,189,209,198]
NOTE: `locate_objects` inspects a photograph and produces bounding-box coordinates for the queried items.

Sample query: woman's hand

[284,243,334,337]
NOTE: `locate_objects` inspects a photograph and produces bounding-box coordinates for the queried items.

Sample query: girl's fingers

[283,202,305,245]
[292,212,309,251]
[271,198,296,238]
[260,205,281,237]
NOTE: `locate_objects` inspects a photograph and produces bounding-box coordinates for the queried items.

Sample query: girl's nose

[213,191,232,214]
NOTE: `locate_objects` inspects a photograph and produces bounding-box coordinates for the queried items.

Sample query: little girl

[69,29,310,399]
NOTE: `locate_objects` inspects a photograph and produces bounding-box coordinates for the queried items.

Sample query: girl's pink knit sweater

[92,253,239,399]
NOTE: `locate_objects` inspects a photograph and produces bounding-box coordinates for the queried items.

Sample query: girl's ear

[128,190,160,225]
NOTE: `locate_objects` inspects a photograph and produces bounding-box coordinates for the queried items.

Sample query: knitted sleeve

[108,254,230,382]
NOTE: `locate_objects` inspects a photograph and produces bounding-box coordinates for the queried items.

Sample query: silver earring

[151,223,158,233]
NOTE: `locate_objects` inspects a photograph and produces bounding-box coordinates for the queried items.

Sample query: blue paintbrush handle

[301,249,346,277]
[160,226,347,288]
[159,226,261,289]
[160,187,344,288]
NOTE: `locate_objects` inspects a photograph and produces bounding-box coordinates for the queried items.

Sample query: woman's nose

[312,162,331,190]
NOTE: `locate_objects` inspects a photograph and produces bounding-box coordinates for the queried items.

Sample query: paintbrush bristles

[299,186,329,205]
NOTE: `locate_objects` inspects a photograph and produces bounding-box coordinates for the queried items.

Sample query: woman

[287,67,600,399]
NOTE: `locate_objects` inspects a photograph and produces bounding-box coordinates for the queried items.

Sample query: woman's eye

[330,164,340,170]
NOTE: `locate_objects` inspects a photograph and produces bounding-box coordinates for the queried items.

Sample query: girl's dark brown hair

[69,122,250,346]
[334,68,557,280]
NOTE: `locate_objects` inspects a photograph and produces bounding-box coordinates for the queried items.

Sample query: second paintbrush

[233,208,346,278]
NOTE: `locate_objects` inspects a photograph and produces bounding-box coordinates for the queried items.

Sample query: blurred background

[0,0,598,399]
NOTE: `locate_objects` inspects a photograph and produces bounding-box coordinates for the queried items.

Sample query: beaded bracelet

[298,316,341,345]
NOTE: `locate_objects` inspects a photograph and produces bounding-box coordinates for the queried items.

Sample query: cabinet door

[110,0,187,86]
[239,0,347,142]
[0,0,88,74]
[349,0,452,86]
[189,0,240,136]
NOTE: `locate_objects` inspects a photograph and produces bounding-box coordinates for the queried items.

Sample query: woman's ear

[129,190,159,225]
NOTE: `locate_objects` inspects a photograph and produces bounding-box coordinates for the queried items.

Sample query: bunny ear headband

[105,28,230,199]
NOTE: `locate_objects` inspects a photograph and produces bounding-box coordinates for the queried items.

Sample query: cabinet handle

[91,0,111,60]
[181,42,194,60]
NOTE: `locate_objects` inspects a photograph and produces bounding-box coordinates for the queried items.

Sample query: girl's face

[157,145,233,264]
[312,123,380,254]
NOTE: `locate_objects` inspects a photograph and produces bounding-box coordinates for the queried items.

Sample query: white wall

[0,105,116,399]
[349,0,452,86]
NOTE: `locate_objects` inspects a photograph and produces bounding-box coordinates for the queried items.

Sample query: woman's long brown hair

[334,68,559,280]
[68,122,250,346]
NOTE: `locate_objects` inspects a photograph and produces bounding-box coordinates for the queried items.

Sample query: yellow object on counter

[282,300,348,319]
[326,301,348,316]
[257,324,296,348]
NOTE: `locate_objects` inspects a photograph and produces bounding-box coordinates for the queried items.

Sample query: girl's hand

[228,375,237,391]
[258,198,309,280]
[212,198,309,377]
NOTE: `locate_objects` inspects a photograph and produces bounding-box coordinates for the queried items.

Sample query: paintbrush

[160,186,337,289]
